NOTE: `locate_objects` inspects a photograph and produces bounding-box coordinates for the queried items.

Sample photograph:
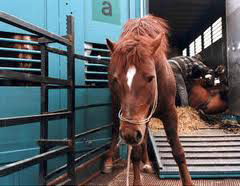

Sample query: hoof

[133,181,143,186]
[102,163,113,174]
[142,164,154,174]
[183,182,194,186]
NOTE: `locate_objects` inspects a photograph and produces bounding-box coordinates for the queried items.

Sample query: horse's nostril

[135,130,142,143]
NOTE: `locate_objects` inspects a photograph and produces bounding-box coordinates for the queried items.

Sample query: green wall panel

[84,0,130,43]
[92,0,121,25]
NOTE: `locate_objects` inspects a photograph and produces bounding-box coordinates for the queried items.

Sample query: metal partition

[0,12,111,185]
[226,0,240,115]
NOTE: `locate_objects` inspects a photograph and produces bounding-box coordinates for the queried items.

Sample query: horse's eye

[146,75,155,83]
[111,76,118,84]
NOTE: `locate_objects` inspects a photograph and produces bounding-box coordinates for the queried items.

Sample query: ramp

[149,128,240,179]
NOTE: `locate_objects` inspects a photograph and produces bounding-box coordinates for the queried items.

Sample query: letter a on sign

[92,0,121,25]
[102,1,112,16]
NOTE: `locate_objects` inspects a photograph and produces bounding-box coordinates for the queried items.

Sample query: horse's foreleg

[161,108,193,186]
[103,124,119,173]
[141,129,154,174]
[103,101,120,174]
[131,145,143,186]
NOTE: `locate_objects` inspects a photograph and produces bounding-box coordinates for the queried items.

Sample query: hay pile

[149,106,208,134]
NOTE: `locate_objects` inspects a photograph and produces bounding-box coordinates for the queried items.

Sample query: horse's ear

[151,33,164,54]
[106,38,115,53]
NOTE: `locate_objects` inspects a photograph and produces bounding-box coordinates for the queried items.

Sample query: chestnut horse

[189,79,228,114]
[103,15,193,186]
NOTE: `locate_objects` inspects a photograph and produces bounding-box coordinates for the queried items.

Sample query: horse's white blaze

[126,66,136,89]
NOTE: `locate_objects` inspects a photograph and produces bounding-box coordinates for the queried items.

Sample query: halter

[118,75,158,125]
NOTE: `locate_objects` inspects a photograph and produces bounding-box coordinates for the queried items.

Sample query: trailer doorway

[147,0,240,179]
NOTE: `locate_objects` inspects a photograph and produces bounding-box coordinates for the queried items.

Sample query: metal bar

[0,11,70,46]
[47,150,113,186]
[66,15,76,185]
[84,63,108,67]
[38,139,71,147]
[0,47,41,54]
[74,85,109,89]
[85,71,108,75]
[40,123,112,150]
[75,103,111,110]
[0,111,71,128]
[46,85,109,89]
[0,57,41,63]
[75,143,111,165]
[39,44,49,186]
[0,67,40,72]
[85,48,110,52]
[85,79,108,83]
[46,46,68,56]
[148,129,163,169]
[48,108,68,114]
[0,37,39,45]
[47,85,109,90]
[0,70,69,85]
[84,55,110,60]
[0,146,69,177]
[46,85,68,89]
[75,54,109,65]
[56,179,71,186]
[38,35,68,44]
[75,124,112,139]
[46,143,110,180]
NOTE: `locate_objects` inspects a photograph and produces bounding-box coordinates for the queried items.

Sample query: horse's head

[107,34,166,145]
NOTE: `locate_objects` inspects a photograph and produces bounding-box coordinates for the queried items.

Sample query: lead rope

[126,145,132,186]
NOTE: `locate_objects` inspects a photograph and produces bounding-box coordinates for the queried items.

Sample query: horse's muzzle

[119,127,143,145]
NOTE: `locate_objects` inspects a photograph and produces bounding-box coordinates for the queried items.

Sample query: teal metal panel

[69,0,85,85]
[84,0,130,43]
[0,165,39,186]
[0,87,40,118]
[130,0,137,19]
[75,88,112,154]
[0,88,40,185]
[0,0,47,34]
[135,0,141,18]
[46,0,63,81]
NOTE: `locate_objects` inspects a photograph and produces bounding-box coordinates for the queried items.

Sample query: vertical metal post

[201,34,204,52]
[226,0,240,114]
[39,44,49,185]
[222,3,227,68]
[186,46,190,56]
[66,15,76,185]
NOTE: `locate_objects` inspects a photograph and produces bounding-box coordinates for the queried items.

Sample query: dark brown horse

[189,79,228,114]
[103,15,193,186]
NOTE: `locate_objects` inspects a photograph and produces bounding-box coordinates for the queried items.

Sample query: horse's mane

[111,15,169,69]
[120,15,168,39]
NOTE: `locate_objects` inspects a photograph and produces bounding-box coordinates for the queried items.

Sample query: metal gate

[0,12,112,185]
